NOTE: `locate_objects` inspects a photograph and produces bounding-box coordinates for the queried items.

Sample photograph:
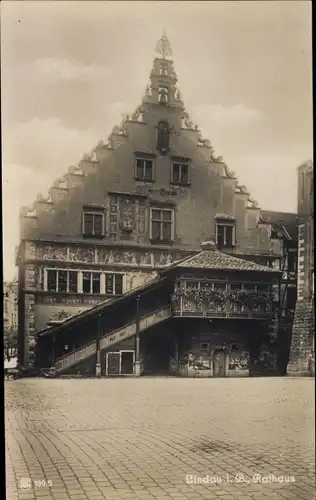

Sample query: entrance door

[121,352,134,375]
[144,332,174,375]
[107,353,120,375]
[213,350,226,377]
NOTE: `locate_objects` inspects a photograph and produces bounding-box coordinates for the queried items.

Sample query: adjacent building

[288,160,314,375]
[3,280,18,353]
[16,34,298,376]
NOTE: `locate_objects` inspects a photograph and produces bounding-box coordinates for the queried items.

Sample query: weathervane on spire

[155,30,172,59]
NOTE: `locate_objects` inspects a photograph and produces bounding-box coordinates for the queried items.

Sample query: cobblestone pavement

[5,377,315,500]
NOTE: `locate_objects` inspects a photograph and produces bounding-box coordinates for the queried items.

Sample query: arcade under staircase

[55,305,171,373]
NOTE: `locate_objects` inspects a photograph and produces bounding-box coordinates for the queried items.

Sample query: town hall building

[16,34,301,377]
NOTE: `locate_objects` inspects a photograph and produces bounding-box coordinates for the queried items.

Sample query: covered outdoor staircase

[54,305,171,374]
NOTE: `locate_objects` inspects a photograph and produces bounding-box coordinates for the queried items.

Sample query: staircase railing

[55,305,171,373]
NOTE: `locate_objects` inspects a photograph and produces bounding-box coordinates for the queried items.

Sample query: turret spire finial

[155,30,172,59]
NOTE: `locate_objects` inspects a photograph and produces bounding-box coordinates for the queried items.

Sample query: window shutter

[149,208,153,239]
[187,162,192,185]
[102,213,105,236]
[152,159,155,182]
[82,212,85,235]
[43,269,48,291]
[171,210,175,241]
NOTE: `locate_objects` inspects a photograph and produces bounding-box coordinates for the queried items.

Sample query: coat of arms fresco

[119,205,136,233]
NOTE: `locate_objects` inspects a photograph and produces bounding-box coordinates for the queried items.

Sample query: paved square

[5,378,315,500]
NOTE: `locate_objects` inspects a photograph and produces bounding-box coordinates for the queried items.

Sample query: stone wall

[24,293,36,368]
[287,299,315,376]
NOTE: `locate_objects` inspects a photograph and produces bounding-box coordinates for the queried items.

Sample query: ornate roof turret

[141,31,183,109]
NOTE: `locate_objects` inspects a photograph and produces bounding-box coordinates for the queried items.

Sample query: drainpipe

[276,271,282,374]
[135,295,141,376]
[96,314,101,377]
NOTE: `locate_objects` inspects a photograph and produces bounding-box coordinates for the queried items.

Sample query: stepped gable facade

[16,33,296,375]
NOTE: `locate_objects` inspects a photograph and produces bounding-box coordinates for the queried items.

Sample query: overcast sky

[1,1,312,280]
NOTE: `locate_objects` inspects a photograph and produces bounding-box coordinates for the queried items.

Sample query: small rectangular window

[201,343,210,351]
[172,162,189,185]
[217,225,225,247]
[47,270,57,292]
[150,208,174,242]
[83,211,104,237]
[83,272,91,294]
[58,270,68,293]
[84,213,94,235]
[105,273,123,295]
[69,271,78,293]
[135,158,153,181]
[216,224,235,248]
[83,272,101,294]
[46,270,78,293]
[225,226,233,247]
[160,63,168,75]
[114,274,123,295]
[92,273,101,294]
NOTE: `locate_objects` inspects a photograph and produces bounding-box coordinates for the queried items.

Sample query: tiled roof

[177,249,279,273]
[260,210,298,241]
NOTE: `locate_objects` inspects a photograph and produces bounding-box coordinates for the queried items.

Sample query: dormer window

[158,86,169,104]
[171,160,190,185]
[160,63,168,76]
[216,224,235,248]
[215,215,236,248]
[82,206,105,238]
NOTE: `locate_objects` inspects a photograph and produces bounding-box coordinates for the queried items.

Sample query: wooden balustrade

[172,297,272,319]
[55,305,171,373]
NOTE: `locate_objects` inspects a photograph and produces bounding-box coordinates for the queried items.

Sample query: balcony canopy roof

[169,242,281,274]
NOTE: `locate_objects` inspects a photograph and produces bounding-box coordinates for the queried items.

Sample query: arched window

[157,121,170,154]
[158,86,169,104]
[160,63,168,75]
